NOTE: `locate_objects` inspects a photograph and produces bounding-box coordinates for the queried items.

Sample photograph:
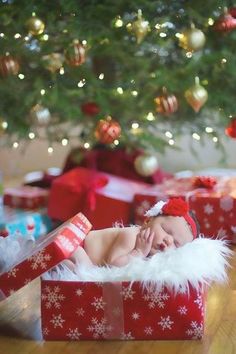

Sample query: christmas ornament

[81,102,100,116]
[127,9,150,44]
[184,77,208,112]
[179,24,206,52]
[154,88,178,115]
[30,104,51,126]
[95,116,121,144]
[42,53,64,73]
[65,40,86,67]
[134,154,159,177]
[225,118,236,138]
[214,8,236,32]
[0,55,20,77]
[26,16,45,35]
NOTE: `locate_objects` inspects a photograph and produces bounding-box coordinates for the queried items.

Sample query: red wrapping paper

[48,167,149,229]
[41,279,206,340]
[0,213,92,300]
[4,186,49,209]
[133,176,236,242]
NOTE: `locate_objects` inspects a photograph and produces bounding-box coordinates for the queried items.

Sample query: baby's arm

[106,228,154,267]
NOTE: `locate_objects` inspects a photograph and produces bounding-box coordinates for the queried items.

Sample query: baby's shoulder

[116,225,140,239]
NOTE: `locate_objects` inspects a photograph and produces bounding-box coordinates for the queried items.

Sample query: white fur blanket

[45,237,232,293]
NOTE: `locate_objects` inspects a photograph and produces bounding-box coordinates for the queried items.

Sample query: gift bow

[85,175,108,211]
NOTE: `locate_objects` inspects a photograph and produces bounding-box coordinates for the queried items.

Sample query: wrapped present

[0,205,53,239]
[3,186,49,209]
[133,176,236,242]
[40,237,230,341]
[0,212,92,300]
[47,167,149,229]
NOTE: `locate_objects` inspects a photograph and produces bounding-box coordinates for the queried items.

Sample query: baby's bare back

[84,226,139,265]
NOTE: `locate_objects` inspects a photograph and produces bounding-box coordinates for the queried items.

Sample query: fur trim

[45,237,233,293]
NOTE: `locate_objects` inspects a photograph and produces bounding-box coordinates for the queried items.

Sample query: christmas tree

[1,0,236,171]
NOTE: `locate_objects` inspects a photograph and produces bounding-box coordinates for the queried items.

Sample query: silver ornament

[30,104,51,126]
[134,154,159,177]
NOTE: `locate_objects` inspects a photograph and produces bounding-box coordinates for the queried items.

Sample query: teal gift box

[0,202,53,239]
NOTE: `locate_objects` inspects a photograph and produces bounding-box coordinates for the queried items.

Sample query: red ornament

[229,7,236,18]
[162,198,189,216]
[65,40,86,67]
[193,176,217,189]
[213,10,236,32]
[95,116,121,144]
[81,102,100,116]
[0,55,20,77]
[225,118,236,138]
[154,88,178,115]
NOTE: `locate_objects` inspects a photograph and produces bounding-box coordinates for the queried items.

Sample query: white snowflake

[28,250,52,270]
[50,313,65,328]
[158,316,174,331]
[186,321,204,339]
[136,200,152,216]
[42,285,65,309]
[91,297,106,311]
[87,317,112,339]
[76,288,83,296]
[76,307,85,316]
[132,312,140,320]
[143,290,170,309]
[7,267,19,278]
[121,286,136,300]
[144,326,153,336]
[42,327,50,336]
[220,196,234,212]
[120,331,134,340]
[194,293,204,315]
[57,235,75,252]
[178,306,188,315]
[217,227,228,240]
[66,328,82,340]
[204,203,214,215]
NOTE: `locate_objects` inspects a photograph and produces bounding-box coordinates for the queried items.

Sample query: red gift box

[41,280,206,340]
[3,186,49,209]
[133,176,236,242]
[0,212,92,300]
[47,167,149,229]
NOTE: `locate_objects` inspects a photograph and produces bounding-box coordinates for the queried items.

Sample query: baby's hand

[134,228,154,257]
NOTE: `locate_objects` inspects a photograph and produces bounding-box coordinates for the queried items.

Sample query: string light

[131,90,138,96]
[24,36,30,41]
[175,33,183,38]
[131,122,139,129]
[40,89,46,95]
[14,33,21,39]
[192,133,200,140]
[159,32,167,37]
[13,142,19,149]
[165,131,173,138]
[0,33,5,38]
[48,146,53,154]
[114,16,123,28]
[59,67,64,75]
[1,121,8,129]
[42,34,49,41]
[84,142,90,149]
[146,112,155,121]
[77,79,86,87]
[61,138,68,146]
[205,127,213,133]
[155,23,161,30]
[168,139,175,145]
[212,137,218,142]
[98,73,104,80]
[221,58,227,64]
[18,74,25,79]
[208,18,214,26]
[186,52,193,58]
[117,87,123,94]
[29,132,35,139]
[114,139,119,145]
[82,40,87,46]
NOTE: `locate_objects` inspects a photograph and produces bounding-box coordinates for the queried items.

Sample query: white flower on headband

[145,200,167,217]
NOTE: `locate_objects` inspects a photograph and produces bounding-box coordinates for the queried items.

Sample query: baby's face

[143,215,194,255]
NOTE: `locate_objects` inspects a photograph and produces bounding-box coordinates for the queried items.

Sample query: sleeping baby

[64,198,199,270]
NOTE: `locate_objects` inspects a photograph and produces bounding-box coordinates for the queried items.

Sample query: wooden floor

[1,246,236,354]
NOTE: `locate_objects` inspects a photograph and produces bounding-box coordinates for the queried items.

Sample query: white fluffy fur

[45,237,232,293]
[145,200,167,217]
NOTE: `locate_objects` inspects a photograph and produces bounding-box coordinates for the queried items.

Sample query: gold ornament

[154,87,178,115]
[134,154,159,177]
[179,24,206,52]
[42,53,64,73]
[127,9,150,44]
[185,77,208,113]
[30,104,51,126]
[26,16,45,36]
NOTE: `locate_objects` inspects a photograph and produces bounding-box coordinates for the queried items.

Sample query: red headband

[145,198,198,239]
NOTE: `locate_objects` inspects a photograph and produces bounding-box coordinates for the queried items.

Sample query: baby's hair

[189,210,200,238]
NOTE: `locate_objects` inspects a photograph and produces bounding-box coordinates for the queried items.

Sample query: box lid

[0,212,92,301]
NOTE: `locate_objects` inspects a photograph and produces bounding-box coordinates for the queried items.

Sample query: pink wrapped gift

[3,186,49,209]
[133,176,236,242]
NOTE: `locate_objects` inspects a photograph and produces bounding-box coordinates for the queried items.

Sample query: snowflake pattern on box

[87,317,112,339]
[158,316,174,330]
[42,285,65,309]
[143,289,170,309]
[67,328,82,340]
[28,250,52,270]
[186,321,204,339]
